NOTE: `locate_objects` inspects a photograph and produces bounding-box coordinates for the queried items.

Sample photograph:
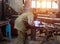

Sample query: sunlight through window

[31,1,36,8]
[42,1,46,8]
[31,0,58,9]
[47,2,51,8]
[36,1,41,8]
[31,1,40,8]
[52,2,58,9]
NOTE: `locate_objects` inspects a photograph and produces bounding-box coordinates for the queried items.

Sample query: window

[31,0,40,8]
[47,2,51,8]
[42,1,46,8]
[31,0,58,9]
[52,2,58,9]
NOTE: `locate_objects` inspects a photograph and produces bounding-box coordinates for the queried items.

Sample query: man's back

[14,12,34,32]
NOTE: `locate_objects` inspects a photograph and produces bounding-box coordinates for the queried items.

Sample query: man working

[14,7,34,44]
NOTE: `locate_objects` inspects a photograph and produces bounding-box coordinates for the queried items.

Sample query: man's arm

[28,13,34,26]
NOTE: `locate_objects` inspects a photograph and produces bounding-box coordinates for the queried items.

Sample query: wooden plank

[37,17,60,23]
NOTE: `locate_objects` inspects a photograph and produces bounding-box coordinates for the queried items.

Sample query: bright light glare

[31,1,40,8]
[47,2,51,8]
[52,2,58,9]
[31,1,58,9]
[36,1,40,8]
[31,1,36,8]
[42,1,46,8]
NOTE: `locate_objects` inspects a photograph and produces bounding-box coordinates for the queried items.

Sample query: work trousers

[17,31,28,44]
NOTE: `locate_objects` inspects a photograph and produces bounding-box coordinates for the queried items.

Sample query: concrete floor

[0,32,60,44]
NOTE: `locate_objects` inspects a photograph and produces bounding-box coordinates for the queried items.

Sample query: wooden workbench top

[37,17,60,23]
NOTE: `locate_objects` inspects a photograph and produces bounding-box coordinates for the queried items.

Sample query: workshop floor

[0,31,60,44]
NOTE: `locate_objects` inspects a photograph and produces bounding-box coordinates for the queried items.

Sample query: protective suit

[14,12,34,44]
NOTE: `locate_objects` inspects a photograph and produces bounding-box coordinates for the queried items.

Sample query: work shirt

[14,12,34,32]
